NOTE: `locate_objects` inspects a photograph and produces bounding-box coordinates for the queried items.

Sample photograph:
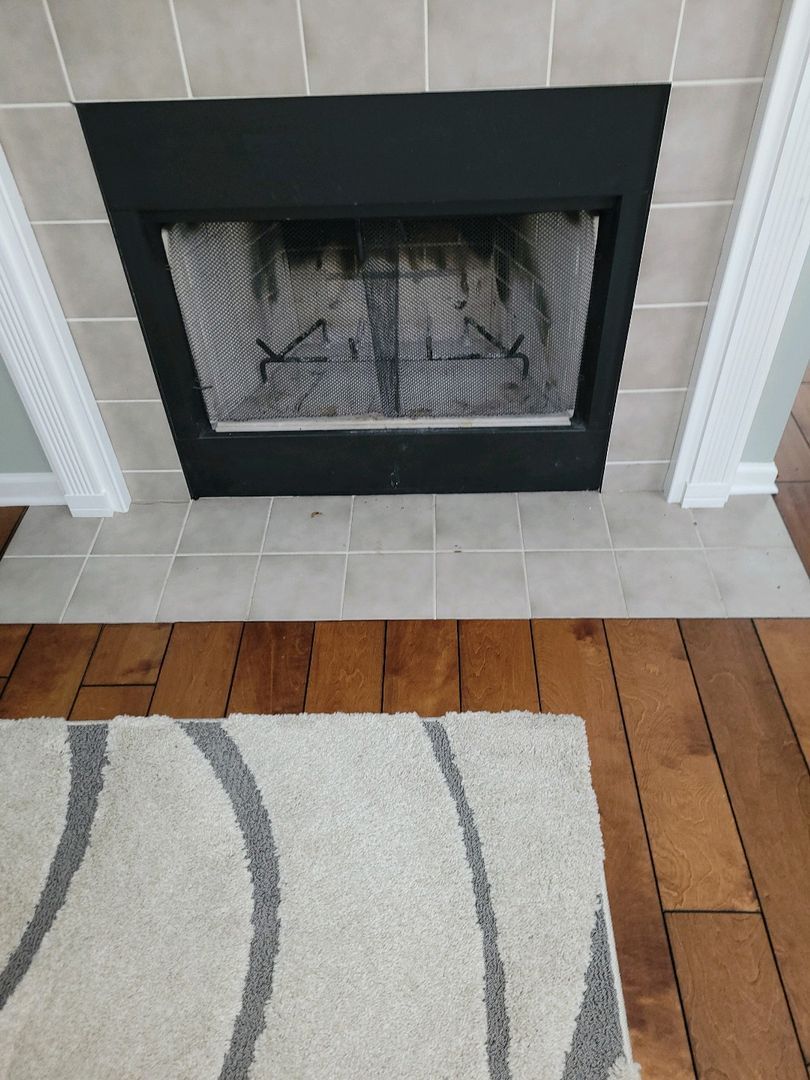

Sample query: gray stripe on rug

[423,719,511,1080]
[183,722,281,1080]
[561,899,624,1080]
[0,723,108,1009]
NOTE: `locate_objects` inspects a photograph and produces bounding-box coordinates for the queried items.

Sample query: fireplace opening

[78,87,668,495]
[164,211,597,430]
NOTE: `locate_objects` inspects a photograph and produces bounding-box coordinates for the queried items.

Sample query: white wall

[0,354,49,473]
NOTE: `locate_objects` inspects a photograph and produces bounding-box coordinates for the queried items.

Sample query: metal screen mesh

[164,212,597,427]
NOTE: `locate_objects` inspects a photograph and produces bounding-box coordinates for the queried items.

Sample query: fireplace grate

[164,212,597,428]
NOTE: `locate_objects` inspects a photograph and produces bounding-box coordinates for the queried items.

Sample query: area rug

[0,712,638,1080]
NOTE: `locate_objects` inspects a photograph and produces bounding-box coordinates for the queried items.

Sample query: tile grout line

[40,0,75,102]
[295,0,311,95]
[692,514,729,616]
[599,495,629,617]
[246,498,274,620]
[668,0,687,83]
[152,501,192,621]
[545,0,557,87]
[515,493,532,618]
[423,0,430,91]
[58,519,104,622]
[167,0,193,99]
[338,496,355,619]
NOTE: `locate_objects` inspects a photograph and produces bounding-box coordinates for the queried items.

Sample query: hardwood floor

[1,616,808,1078]
[775,368,810,572]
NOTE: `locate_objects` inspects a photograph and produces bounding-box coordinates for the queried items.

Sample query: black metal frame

[78,87,668,496]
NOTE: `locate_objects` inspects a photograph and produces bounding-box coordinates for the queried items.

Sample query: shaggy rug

[0,712,638,1080]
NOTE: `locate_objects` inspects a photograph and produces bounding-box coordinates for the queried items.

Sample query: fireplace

[78,87,667,497]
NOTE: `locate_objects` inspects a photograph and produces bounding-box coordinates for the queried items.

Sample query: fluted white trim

[667,0,810,508]
[0,146,129,517]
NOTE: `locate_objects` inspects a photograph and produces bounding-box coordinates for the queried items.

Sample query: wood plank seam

[601,622,701,1080]
[223,622,248,716]
[66,625,104,720]
[0,625,32,697]
[752,621,810,778]
[677,618,810,1068]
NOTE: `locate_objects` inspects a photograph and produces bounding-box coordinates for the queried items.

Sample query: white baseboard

[0,471,64,506]
[731,461,779,496]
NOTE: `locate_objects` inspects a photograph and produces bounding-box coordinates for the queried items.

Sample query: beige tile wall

[0,0,784,498]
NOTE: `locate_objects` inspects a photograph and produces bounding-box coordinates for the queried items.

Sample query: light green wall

[0,356,50,473]
[743,250,810,462]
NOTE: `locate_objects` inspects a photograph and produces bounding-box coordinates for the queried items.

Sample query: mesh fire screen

[164,212,598,428]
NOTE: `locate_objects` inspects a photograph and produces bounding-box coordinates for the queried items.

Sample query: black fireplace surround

[78,87,668,497]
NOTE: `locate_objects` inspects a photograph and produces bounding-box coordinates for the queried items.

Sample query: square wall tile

[706,548,810,617]
[428,0,551,90]
[616,549,724,617]
[674,0,782,80]
[350,495,433,551]
[6,506,99,557]
[264,496,352,553]
[250,554,344,620]
[620,306,705,390]
[550,0,681,85]
[64,556,171,622]
[607,392,686,464]
[174,0,306,97]
[179,498,270,554]
[654,84,761,203]
[93,503,188,555]
[99,402,181,471]
[601,462,670,493]
[0,557,83,623]
[604,491,699,549]
[343,553,433,619]
[436,551,528,618]
[34,224,135,318]
[70,321,159,402]
[518,491,610,549]
[636,206,732,305]
[302,0,424,94]
[124,471,190,503]
[48,0,187,100]
[157,555,258,621]
[526,550,625,617]
[0,108,105,221]
[0,2,68,103]
[694,496,793,549]
[436,493,521,550]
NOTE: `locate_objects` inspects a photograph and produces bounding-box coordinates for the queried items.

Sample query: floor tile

[706,548,810,616]
[264,496,352,553]
[343,553,434,619]
[616,549,725,617]
[518,491,611,549]
[178,498,270,554]
[249,554,344,620]
[63,556,171,622]
[157,555,258,621]
[436,551,528,619]
[694,496,793,549]
[435,493,521,551]
[604,492,700,549]
[5,507,99,557]
[350,495,434,551]
[93,502,188,555]
[526,551,626,617]
[0,558,83,623]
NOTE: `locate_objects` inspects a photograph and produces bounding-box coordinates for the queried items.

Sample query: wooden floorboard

[383,619,459,715]
[774,483,810,574]
[682,619,810,1059]
[0,624,29,676]
[228,622,314,714]
[775,416,810,482]
[533,619,695,1080]
[304,621,384,713]
[83,623,171,686]
[667,913,806,1079]
[793,384,810,444]
[70,684,154,721]
[150,622,242,718]
[605,620,755,912]
[756,619,810,765]
[0,624,99,719]
[0,506,25,556]
[459,619,539,712]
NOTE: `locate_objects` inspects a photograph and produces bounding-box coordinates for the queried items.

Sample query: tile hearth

[0,492,808,623]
